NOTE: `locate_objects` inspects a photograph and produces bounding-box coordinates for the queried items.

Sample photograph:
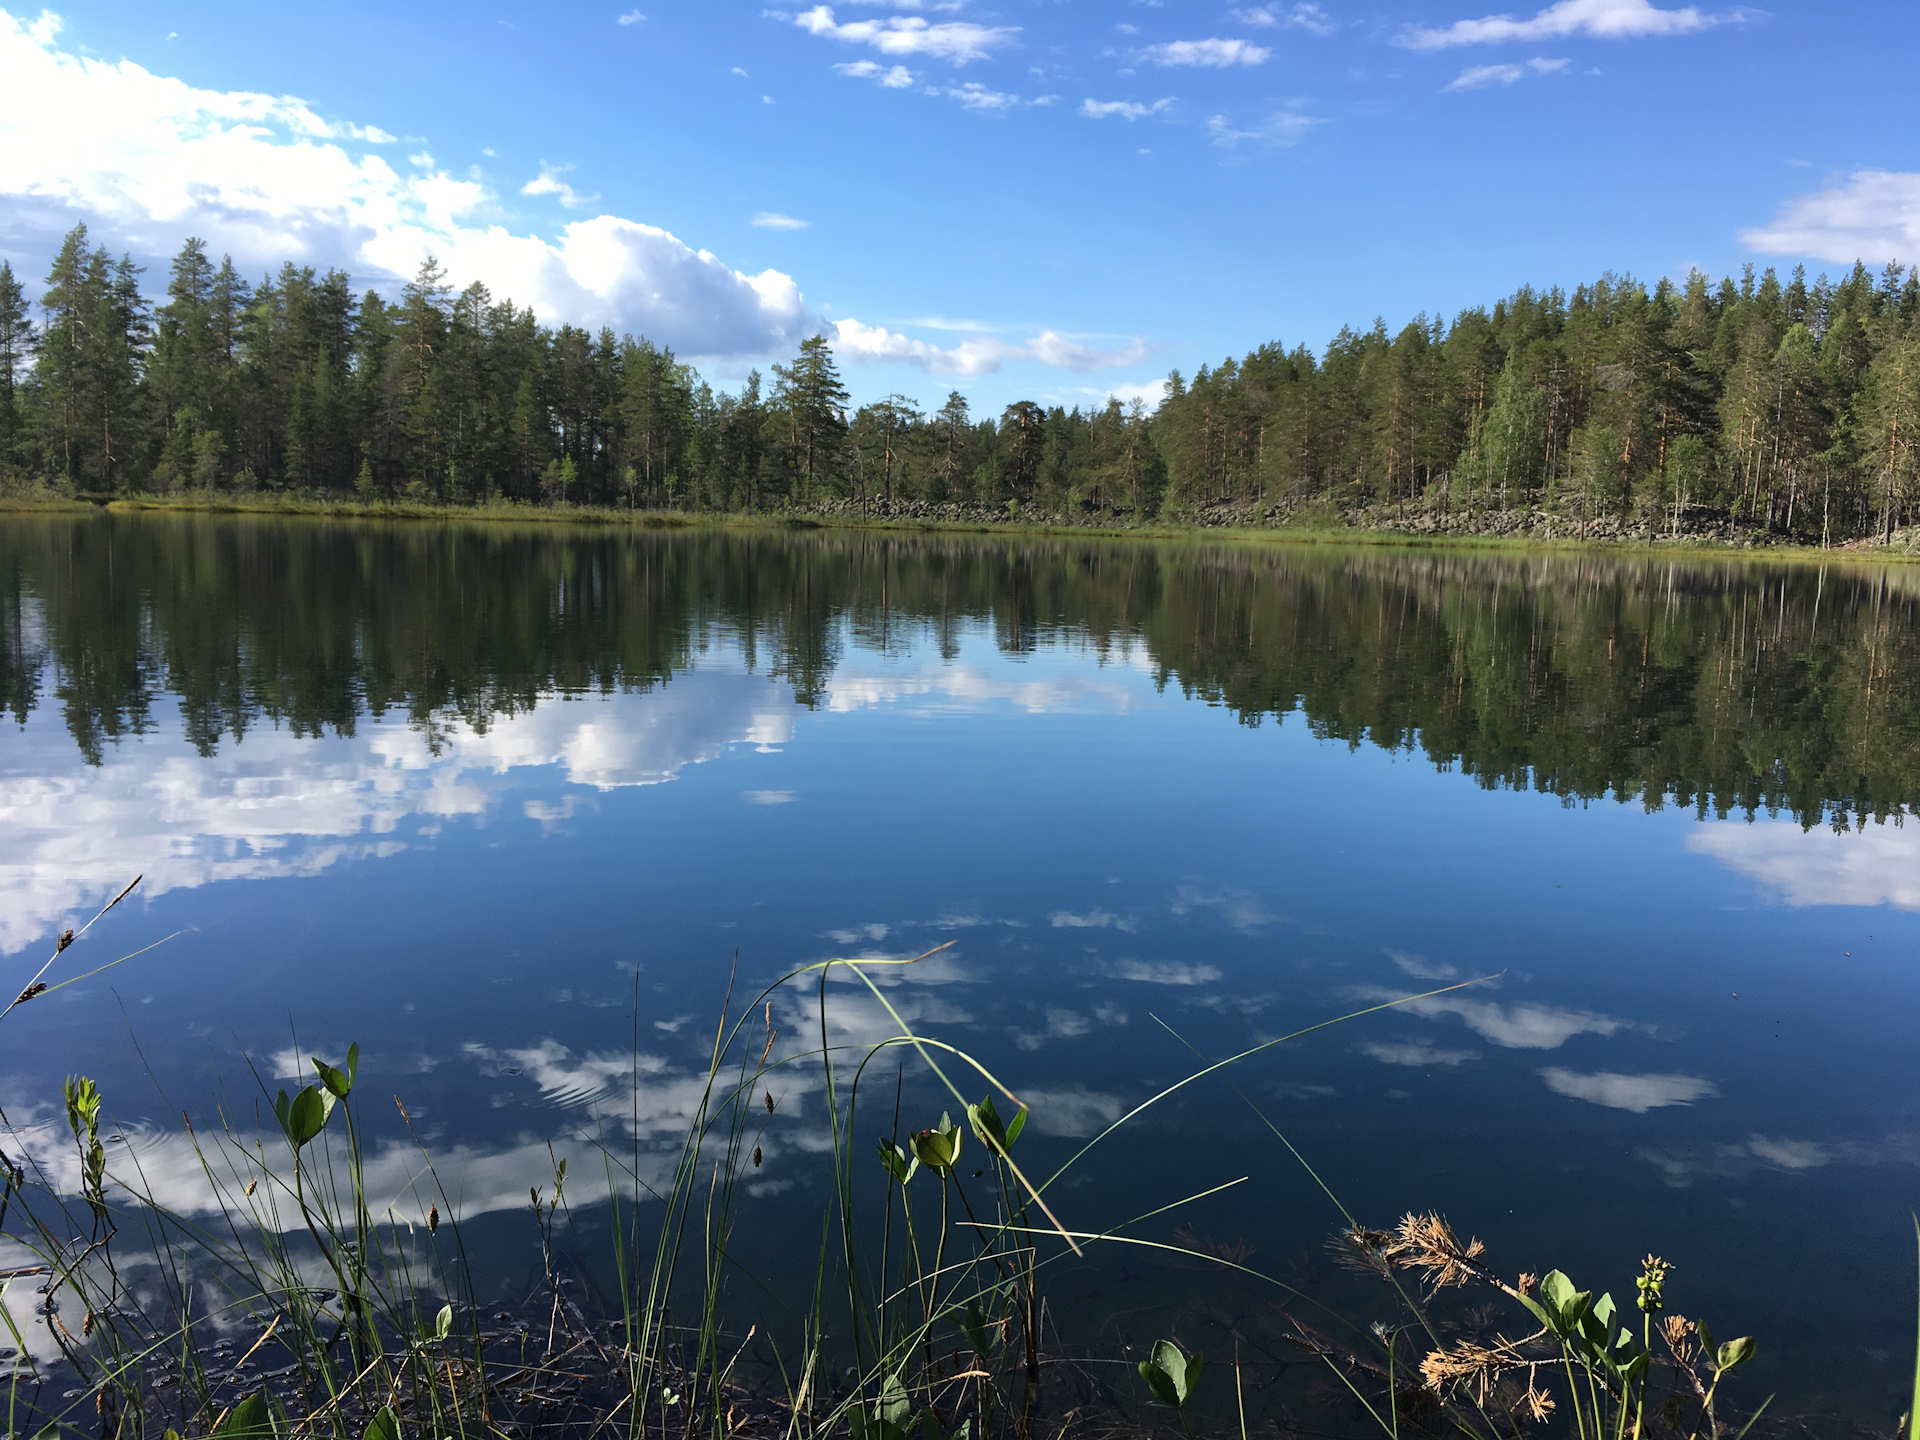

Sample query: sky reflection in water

[2,519,1919,1412]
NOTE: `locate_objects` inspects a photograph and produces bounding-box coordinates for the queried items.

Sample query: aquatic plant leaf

[361,1409,402,1440]
[1139,1338,1200,1409]
[214,1393,275,1440]
[312,1054,353,1101]
[879,1371,912,1427]
[435,1303,453,1341]
[911,1123,960,1177]
[877,1138,916,1184]
[959,1298,999,1360]
[1714,1336,1756,1372]
[966,1096,1007,1153]
[1515,1290,1552,1331]
[1004,1106,1026,1146]
[280,1085,335,1148]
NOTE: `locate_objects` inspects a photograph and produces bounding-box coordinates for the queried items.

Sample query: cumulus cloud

[1169,884,1273,932]
[1738,171,1920,266]
[1400,0,1721,49]
[1014,1086,1126,1137]
[1444,55,1569,88]
[1013,1006,1096,1050]
[1142,38,1271,66]
[834,58,916,86]
[1082,98,1172,120]
[0,669,798,955]
[1387,950,1457,980]
[1050,908,1123,928]
[1358,987,1646,1049]
[1207,109,1320,149]
[937,82,1056,111]
[751,211,810,230]
[1105,959,1222,985]
[1539,1067,1717,1112]
[787,5,1018,64]
[1233,3,1335,32]
[1363,1039,1479,1067]
[1687,817,1920,909]
[0,9,817,358]
[1100,378,1170,410]
[829,318,1149,376]
[617,8,646,23]
[520,162,599,209]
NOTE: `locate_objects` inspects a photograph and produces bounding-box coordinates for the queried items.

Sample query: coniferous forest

[3,222,1920,543]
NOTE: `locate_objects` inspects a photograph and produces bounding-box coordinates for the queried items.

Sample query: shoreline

[3,490,1916,567]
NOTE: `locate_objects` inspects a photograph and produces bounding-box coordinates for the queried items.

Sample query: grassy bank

[5,488,1919,571]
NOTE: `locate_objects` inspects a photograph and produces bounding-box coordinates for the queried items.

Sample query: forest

[2,222,1919,541]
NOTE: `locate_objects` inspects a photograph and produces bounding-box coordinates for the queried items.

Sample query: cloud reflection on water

[1688,818,1920,910]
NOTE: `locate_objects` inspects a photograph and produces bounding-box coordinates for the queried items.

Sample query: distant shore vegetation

[2,226,1919,545]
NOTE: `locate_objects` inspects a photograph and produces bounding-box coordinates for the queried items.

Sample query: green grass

[7,484,1920,569]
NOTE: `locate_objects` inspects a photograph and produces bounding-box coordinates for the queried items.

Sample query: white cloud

[1400,0,1721,49]
[936,82,1056,111]
[824,922,889,944]
[1014,1086,1126,1137]
[0,669,798,955]
[1745,1134,1829,1170]
[1081,97,1172,120]
[789,5,1018,64]
[1207,109,1320,148]
[1106,959,1222,985]
[1233,3,1335,33]
[1444,55,1568,87]
[1360,988,1646,1049]
[1051,908,1120,928]
[829,318,1149,376]
[617,8,646,23]
[1539,1068,1717,1113]
[1099,378,1170,410]
[1687,818,1920,909]
[1388,950,1457,980]
[0,10,819,359]
[1142,37,1270,66]
[752,211,810,230]
[745,789,796,803]
[1169,884,1273,932]
[834,58,916,86]
[520,161,599,209]
[1362,1039,1479,1067]
[1013,1006,1094,1050]
[1739,171,1920,266]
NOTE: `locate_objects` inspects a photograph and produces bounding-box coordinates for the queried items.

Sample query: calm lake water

[4,514,1920,1421]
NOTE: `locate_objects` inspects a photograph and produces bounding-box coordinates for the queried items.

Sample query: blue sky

[1,0,1916,414]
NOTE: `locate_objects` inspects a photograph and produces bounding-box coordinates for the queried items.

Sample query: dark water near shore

[4,514,1920,1420]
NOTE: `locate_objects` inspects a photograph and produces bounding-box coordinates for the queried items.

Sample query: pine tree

[0,259,33,470]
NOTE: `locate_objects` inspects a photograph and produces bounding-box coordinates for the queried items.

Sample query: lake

[3,514,1919,1425]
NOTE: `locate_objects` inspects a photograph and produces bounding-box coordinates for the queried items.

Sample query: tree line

[4,518,1917,828]
[2,224,1918,541]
